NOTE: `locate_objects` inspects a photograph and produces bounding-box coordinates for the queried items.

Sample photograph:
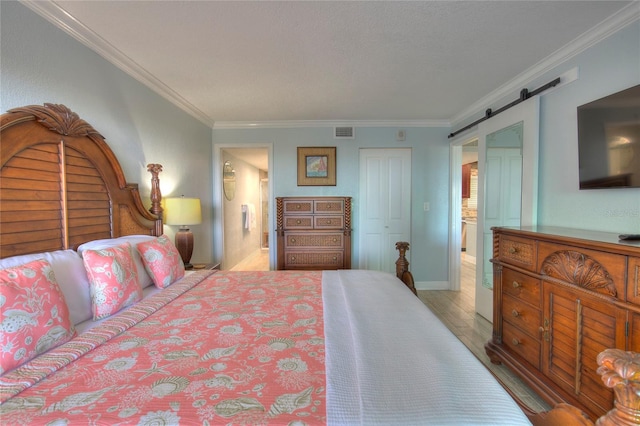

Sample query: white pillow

[0,250,92,326]
[78,235,155,289]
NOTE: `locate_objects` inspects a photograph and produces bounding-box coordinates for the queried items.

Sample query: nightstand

[191,263,220,271]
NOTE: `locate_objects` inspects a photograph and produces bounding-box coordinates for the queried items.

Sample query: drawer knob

[332,238,337,242]
[326,219,331,224]
[511,309,520,317]
[327,204,332,209]
[333,256,337,261]
[512,338,520,346]
[512,281,521,289]
[290,238,296,243]
[295,204,301,209]
[291,256,296,261]
[296,220,301,224]
[509,247,518,254]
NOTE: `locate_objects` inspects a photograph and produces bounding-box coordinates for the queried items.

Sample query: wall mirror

[223,161,236,201]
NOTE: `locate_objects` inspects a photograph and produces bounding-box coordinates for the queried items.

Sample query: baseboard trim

[415,281,450,291]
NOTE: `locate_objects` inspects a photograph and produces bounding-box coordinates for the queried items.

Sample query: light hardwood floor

[229,250,550,412]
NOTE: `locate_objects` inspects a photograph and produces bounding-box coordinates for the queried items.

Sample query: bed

[0,104,634,425]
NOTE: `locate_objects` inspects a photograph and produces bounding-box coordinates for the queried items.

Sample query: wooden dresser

[486,226,640,421]
[276,196,351,270]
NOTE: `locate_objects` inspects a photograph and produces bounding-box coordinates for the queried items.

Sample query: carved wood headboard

[0,103,164,258]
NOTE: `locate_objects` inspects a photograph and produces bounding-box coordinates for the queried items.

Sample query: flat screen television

[577,84,640,189]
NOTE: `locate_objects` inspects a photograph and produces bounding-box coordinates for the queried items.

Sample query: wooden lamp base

[174,227,194,269]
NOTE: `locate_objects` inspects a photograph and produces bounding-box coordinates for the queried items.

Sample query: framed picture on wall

[297,146,336,186]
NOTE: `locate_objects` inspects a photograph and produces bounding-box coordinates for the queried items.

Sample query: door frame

[213,143,274,270]
[449,131,478,292]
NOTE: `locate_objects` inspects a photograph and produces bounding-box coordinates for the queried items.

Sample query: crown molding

[213,119,450,129]
[451,2,640,127]
[22,1,639,131]
[20,0,214,127]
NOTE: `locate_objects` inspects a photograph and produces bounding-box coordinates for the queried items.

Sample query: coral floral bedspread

[0,270,327,425]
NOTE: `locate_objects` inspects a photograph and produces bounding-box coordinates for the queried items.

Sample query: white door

[359,148,411,273]
[475,98,539,321]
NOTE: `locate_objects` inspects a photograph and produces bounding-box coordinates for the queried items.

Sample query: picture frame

[297,146,336,186]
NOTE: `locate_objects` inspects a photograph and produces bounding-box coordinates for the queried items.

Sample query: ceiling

[26,1,637,129]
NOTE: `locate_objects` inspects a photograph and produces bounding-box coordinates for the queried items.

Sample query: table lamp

[165,196,202,269]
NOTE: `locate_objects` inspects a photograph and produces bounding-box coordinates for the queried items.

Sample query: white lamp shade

[165,197,202,226]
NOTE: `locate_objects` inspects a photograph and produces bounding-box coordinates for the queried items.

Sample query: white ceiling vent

[334,126,355,139]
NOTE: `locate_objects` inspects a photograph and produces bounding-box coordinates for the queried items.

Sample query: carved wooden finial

[8,103,102,137]
[395,241,417,295]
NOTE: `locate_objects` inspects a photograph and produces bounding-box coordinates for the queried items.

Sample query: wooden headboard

[0,103,164,258]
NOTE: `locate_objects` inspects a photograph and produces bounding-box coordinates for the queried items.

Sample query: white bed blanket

[323,270,532,425]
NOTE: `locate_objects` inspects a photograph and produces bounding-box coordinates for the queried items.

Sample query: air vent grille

[334,126,354,139]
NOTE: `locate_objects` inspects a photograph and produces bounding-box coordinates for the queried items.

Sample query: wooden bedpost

[147,163,163,236]
[395,241,417,295]
[595,349,640,425]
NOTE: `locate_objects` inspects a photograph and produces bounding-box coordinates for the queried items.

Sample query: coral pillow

[82,242,142,320]
[136,235,185,289]
[0,259,76,375]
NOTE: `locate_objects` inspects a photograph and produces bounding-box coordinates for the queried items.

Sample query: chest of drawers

[276,196,351,270]
[486,226,640,421]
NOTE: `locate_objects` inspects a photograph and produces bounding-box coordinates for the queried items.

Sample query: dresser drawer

[283,215,313,229]
[502,267,541,307]
[314,215,343,229]
[503,321,541,369]
[314,199,344,214]
[284,251,344,269]
[284,232,344,249]
[502,294,541,338]
[498,235,536,271]
[283,200,313,214]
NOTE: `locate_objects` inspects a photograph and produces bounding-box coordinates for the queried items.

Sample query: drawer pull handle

[512,281,521,289]
[511,309,520,317]
[538,318,550,342]
[512,338,520,346]
[509,247,518,254]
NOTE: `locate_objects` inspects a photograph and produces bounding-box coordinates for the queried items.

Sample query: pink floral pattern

[82,242,142,320]
[0,271,326,425]
[0,259,75,375]
[136,235,185,288]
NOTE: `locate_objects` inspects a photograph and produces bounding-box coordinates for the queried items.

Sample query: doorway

[220,147,270,271]
[449,97,539,321]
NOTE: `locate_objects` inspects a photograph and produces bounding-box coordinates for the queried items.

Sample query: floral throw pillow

[136,235,185,289]
[82,242,142,320]
[0,259,76,375]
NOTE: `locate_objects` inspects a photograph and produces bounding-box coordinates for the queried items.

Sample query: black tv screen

[577,84,640,189]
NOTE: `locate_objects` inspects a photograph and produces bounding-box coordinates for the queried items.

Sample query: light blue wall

[214,126,451,283]
[3,1,638,286]
[535,23,640,232]
[1,2,214,264]
[459,20,640,234]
